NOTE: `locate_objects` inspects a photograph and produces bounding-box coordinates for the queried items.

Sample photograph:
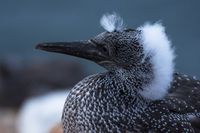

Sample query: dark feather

[190,117,200,132]
[166,73,200,113]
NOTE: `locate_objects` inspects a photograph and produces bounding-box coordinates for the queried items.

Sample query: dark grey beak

[36,40,107,62]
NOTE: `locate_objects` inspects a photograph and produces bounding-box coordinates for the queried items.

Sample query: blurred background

[0,0,199,133]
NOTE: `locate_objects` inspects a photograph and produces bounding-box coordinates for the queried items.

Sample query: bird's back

[167,73,200,113]
[142,73,200,132]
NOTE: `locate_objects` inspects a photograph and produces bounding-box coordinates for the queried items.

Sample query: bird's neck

[112,63,154,91]
[110,54,173,101]
[101,65,153,107]
[102,71,150,108]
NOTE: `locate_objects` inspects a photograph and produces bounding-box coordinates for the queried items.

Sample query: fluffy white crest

[138,22,175,100]
[100,13,124,32]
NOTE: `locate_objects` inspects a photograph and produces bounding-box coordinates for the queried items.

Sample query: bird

[17,91,68,133]
[36,13,200,133]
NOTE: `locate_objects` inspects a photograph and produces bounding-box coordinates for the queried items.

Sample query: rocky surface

[49,123,63,133]
[0,108,17,133]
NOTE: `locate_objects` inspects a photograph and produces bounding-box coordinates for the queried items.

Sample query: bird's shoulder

[150,73,200,113]
[146,73,200,132]
[164,72,200,113]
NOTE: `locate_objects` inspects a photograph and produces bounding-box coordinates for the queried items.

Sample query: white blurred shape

[17,90,69,133]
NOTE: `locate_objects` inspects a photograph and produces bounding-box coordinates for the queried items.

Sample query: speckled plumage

[36,14,200,133]
[62,72,200,133]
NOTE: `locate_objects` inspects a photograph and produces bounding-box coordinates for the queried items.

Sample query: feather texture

[138,23,175,100]
[100,13,124,32]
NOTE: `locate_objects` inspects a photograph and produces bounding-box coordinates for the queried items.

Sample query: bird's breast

[62,74,149,132]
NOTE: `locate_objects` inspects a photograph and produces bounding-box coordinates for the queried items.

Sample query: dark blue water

[0,0,200,76]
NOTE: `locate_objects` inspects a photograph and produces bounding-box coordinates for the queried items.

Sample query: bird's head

[36,13,175,100]
[36,28,142,71]
[37,14,147,71]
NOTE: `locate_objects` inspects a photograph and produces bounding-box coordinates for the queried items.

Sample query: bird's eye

[102,46,107,53]
[90,39,109,55]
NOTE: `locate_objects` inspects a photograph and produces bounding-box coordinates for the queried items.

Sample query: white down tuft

[138,22,175,100]
[100,13,124,32]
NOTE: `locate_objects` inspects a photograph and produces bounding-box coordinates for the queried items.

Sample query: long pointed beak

[36,40,107,62]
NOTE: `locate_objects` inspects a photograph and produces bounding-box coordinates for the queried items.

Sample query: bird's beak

[36,40,107,62]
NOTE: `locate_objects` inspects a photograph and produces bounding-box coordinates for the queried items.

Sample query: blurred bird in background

[17,91,68,133]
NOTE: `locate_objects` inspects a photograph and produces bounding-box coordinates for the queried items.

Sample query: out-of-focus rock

[49,123,63,133]
[0,57,85,107]
[0,108,17,133]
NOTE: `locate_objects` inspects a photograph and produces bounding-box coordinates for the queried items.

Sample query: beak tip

[35,43,46,50]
